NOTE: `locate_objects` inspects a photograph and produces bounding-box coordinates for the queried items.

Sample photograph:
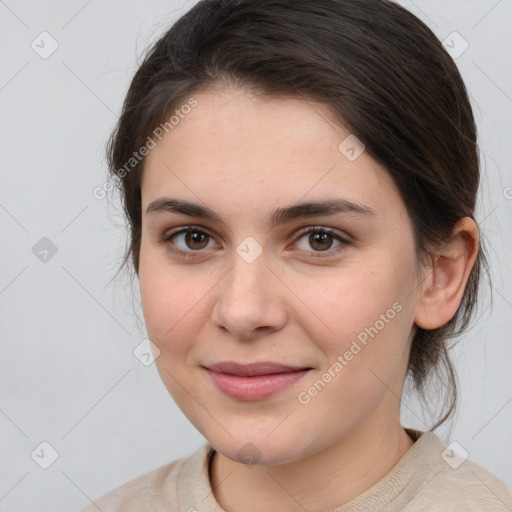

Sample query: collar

[174,428,443,512]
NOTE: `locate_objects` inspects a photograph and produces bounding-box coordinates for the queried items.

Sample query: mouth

[202,361,313,400]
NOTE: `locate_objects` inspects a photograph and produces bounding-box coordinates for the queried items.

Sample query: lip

[203,361,312,400]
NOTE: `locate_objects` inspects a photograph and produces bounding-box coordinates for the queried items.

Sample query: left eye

[292,227,349,255]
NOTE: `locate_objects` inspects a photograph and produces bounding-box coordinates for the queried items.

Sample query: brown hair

[106,0,490,430]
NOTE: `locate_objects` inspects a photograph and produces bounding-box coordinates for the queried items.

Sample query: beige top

[79,429,512,511]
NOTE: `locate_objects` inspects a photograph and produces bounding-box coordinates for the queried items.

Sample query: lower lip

[205,368,311,400]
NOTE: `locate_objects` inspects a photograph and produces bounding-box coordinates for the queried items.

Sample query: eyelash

[158,225,351,260]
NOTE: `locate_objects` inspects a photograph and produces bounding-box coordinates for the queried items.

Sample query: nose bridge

[212,242,287,337]
[224,244,269,302]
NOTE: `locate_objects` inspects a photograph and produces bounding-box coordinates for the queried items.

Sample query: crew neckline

[176,427,443,512]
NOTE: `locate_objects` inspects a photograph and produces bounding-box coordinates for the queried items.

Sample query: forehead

[140,87,404,223]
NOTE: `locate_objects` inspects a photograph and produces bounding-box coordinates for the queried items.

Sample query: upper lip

[204,361,311,377]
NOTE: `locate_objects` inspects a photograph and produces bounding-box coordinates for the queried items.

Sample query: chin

[203,424,316,467]
[215,440,301,467]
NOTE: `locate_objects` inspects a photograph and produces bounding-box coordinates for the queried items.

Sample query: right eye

[159,226,219,258]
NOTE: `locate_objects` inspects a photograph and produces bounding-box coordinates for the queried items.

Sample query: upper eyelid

[164,225,218,242]
[164,224,349,249]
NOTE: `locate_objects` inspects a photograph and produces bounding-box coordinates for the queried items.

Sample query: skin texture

[138,86,479,511]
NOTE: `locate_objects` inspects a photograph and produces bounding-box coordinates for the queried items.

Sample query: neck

[209,419,415,512]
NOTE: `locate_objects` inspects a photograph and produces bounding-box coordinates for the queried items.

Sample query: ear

[414,217,479,330]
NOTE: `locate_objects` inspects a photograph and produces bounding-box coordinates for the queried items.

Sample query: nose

[211,251,288,341]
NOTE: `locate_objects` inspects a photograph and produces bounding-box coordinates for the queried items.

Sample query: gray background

[0,1,511,510]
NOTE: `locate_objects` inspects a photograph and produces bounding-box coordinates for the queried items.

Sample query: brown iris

[308,231,334,251]
[185,230,209,250]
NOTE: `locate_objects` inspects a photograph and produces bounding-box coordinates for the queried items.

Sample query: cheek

[139,249,203,354]
[292,265,409,344]
[139,264,206,401]
[293,270,413,424]
[288,254,416,399]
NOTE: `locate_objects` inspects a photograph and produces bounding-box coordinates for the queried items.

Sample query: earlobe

[414,217,479,330]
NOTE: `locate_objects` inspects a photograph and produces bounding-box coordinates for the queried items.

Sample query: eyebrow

[146,197,376,228]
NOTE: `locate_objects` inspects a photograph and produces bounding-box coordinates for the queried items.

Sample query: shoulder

[429,458,512,510]
[77,444,209,512]
[403,431,512,511]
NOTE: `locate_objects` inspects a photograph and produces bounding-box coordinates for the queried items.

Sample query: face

[138,86,423,466]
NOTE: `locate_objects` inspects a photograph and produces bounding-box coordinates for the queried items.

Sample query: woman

[80,0,512,510]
